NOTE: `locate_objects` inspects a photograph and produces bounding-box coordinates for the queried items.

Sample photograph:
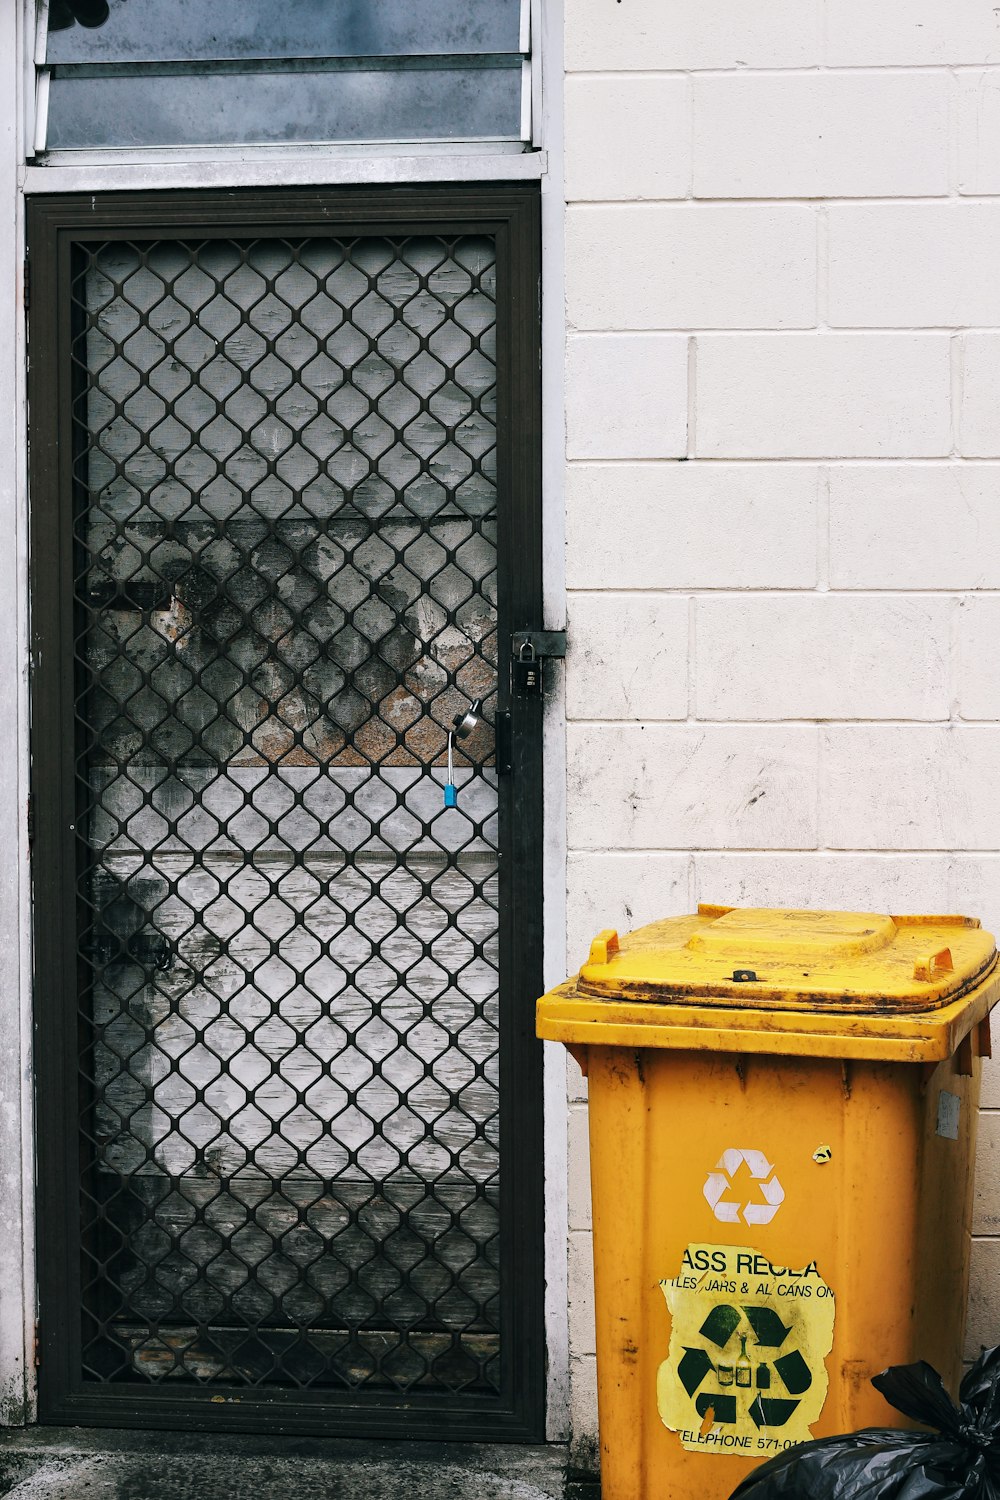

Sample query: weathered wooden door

[29,186,544,1439]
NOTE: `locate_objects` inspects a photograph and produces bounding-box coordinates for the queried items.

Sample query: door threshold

[0,1427,573,1498]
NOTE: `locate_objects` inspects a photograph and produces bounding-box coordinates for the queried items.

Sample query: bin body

[538,907,1000,1500]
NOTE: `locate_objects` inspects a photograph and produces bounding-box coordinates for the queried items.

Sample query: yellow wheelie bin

[537,906,1000,1500]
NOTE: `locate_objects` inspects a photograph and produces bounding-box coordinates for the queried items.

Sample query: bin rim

[536,973,1000,1060]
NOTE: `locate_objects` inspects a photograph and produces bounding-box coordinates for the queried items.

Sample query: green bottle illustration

[736,1334,752,1389]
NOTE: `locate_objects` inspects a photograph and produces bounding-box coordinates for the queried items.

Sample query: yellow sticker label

[658,1243,835,1457]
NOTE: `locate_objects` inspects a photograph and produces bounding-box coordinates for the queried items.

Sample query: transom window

[33,0,531,154]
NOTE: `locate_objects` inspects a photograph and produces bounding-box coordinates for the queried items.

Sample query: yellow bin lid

[580,906,995,1012]
[538,906,1000,1061]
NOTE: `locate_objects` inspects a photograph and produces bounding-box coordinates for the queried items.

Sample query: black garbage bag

[728,1345,1000,1499]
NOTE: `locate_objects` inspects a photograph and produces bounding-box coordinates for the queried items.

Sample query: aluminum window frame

[29,0,537,163]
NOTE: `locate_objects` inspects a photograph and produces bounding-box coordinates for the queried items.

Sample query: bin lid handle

[913,947,954,982]
[588,929,620,967]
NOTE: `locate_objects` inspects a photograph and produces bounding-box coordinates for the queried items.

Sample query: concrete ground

[0,1428,596,1500]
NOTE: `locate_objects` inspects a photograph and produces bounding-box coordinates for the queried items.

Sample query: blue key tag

[444,729,457,807]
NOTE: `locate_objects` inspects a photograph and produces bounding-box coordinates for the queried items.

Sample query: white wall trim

[539,0,570,1446]
[2,0,34,1428]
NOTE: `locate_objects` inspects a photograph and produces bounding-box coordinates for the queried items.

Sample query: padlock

[514,639,541,694]
[443,700,482,808]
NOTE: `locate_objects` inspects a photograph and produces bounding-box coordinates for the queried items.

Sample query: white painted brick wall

[566,594,688,719]
[960,334,1000,456]
[959,597,1000,717]
[568,724,819,850]
[561,0,1000,1468]
[958,73,1000,193]
[565,334,688,457]
[820,726,1000,849]
[565,75,690,202]
[565,464,820,590]
[825,0,1000,66]
[690,852,955,915]
[829,467,1000,589]
[828,206,1000,327]
[566,204,817,329]
[565,0,822,71]
[694,334,952,458]
[693,73,950,199]
[694,596,952,720]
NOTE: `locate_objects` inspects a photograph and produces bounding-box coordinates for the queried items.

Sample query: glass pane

[47,0,522,64]
[46,61,523,149]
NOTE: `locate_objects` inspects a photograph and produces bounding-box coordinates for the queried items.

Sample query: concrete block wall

[561,0,1000,1463]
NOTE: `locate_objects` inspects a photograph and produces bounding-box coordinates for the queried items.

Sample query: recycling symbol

[703,1149,785,1226]
[678,1303,812,1430]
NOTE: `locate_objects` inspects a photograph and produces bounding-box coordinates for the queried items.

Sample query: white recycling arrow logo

[703,1148,785,1226]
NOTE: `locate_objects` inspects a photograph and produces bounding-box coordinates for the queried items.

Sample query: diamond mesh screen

[70,234,503,1396]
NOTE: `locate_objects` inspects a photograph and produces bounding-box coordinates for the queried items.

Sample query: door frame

[27,183,545,1441]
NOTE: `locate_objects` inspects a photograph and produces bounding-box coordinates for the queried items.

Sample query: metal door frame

[27,184,544,1441]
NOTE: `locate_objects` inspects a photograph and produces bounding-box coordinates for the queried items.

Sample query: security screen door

[29,187,543,1439]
